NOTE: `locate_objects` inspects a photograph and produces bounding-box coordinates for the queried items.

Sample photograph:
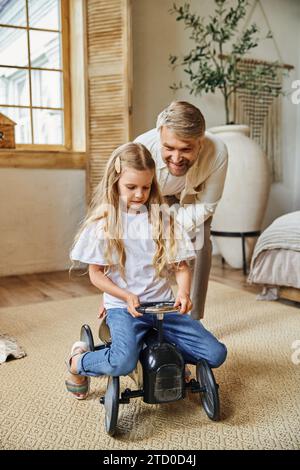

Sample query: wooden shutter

[85,0,132,201]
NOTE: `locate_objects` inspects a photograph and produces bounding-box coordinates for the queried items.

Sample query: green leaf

[169,0,287,116]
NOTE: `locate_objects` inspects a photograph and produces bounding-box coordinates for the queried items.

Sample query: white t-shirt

[71,211,195,310]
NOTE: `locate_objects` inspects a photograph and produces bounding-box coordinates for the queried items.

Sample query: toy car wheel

[196,360,220,421]
[104,376,120,436]
[80,324,95,352]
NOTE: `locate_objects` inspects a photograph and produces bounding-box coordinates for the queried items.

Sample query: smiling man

[134,101,228,320]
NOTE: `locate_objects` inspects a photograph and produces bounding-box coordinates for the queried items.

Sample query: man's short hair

[156,101,206,138]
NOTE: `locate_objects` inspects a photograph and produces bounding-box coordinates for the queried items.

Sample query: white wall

[292,22,300,211]
[0,169,85,276]
[132,0,226,134]
[132,0,300,227]
[294,85,300,210]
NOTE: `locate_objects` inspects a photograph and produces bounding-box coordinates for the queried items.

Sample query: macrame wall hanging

[229,59,284,182]
[229,0,294,183]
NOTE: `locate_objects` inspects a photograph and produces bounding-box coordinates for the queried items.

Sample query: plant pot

[209,124,271,269]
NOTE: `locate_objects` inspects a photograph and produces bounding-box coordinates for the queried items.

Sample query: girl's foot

[65,341,90,400]
[185,365,192,383]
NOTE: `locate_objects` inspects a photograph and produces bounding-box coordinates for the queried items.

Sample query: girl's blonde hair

[72,142,177,278]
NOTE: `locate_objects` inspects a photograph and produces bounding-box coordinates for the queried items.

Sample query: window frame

[0,0,84,169]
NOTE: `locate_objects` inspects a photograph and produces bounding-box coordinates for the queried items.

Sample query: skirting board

[279,287,300,304]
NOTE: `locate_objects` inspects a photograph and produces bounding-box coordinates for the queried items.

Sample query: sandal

[185,365,192,383]
[65,341,90,400]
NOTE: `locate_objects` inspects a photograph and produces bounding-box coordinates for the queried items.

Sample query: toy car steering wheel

[136,301,180,315]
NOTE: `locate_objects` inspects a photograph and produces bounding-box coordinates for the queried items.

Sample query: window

[0,0,70,148]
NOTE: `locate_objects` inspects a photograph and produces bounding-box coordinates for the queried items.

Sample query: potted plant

[169,0,282,124]
[169,0,286,269]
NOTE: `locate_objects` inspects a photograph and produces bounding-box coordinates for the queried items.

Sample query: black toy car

[80,301,220,436]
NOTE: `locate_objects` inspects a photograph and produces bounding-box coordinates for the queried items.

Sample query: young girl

[66,142,226,399]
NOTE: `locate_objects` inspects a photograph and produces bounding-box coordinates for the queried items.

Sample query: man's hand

[125,292,143,318]
[174,290,193,314]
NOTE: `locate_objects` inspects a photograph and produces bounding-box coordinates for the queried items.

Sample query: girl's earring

[115,156,121,174]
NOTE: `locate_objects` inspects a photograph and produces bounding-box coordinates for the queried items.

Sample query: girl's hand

[174,291,193,314]
[125,292,142,318]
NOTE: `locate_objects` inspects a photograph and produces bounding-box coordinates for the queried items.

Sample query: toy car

[80,301,220,436]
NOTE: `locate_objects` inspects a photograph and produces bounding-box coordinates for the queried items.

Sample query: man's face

[160,126,203,177]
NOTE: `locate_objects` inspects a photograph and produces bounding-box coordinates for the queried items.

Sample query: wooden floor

[0,256,262,309]
[210,255,261,295]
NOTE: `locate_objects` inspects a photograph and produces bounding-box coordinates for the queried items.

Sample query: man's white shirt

[134,128,228,233]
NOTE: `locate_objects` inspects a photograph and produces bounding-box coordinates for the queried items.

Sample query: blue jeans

[77,308,227,377]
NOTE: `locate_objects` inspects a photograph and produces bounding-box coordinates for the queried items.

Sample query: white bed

[247,211,300,302]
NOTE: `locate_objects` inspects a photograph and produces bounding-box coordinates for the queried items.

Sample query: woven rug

[0,281,299,450]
